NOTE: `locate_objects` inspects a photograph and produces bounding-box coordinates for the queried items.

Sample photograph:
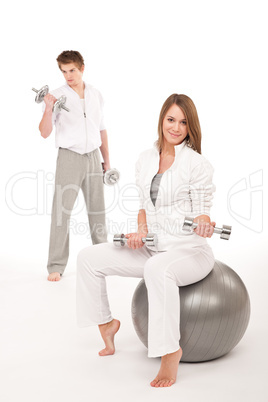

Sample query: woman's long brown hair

[156,94,202,154]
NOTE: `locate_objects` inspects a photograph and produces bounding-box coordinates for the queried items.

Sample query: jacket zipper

[83,96,87,153]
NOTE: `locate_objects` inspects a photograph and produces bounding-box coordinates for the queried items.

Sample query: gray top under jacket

[150,173,163,206]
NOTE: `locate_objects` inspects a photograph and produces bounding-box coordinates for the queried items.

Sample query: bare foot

[98,319,121,356]
[150,348,183,388]
[47,272,61,281]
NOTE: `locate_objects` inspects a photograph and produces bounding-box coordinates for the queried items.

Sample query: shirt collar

[175,141,187,156]
[153,140,187,157]
[64,81,87,95]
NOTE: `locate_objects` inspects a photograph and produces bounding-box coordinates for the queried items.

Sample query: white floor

[1,244,268,402]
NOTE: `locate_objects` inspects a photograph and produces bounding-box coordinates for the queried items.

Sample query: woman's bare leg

[150,348,183,387]
[98,319,121,356]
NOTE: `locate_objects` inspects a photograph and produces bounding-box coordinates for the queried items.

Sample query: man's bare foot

[150,348,183,388]
[98,319,121,356]
[47,272,61,281]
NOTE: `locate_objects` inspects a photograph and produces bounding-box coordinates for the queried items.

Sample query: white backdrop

[1,0,268,401]
[2,0,267,262]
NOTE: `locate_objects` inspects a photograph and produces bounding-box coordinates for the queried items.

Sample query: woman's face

[162,104,188,147]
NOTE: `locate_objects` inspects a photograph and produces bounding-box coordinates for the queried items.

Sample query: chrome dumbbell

[113,233,158,248]
[102,164,120,186]
[182,217,232,240]
[32,85,70,113]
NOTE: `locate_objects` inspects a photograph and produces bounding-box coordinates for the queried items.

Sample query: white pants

[76,243,215,357]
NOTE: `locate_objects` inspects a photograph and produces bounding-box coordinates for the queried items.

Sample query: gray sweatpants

[47,148,107,275]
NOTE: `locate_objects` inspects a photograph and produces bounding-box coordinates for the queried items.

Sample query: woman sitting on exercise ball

[76,94,216,387]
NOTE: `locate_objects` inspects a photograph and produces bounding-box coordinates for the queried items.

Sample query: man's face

[60,63,84,88]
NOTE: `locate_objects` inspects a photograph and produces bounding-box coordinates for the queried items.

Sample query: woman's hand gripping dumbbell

[182,217,232,240]
[113,232,158,249]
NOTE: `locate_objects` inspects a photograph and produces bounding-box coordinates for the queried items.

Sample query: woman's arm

[188,157,216,238]
[137,209,148,235]
[125,209,148,249]
[125,155,149,249]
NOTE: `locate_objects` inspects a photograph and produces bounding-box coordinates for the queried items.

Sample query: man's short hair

[56,50,84,70]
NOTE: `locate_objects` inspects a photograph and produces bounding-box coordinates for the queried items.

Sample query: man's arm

[99,129,111,171]
[39,94,57,138]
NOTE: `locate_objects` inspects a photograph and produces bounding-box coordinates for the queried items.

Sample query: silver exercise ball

[131,260,250,362]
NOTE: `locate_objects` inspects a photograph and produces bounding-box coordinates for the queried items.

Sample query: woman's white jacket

[135,141,215,251]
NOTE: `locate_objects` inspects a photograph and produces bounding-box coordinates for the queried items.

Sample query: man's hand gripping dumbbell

[32,85,70,113]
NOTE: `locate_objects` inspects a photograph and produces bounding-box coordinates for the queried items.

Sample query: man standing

[39,50,110,281]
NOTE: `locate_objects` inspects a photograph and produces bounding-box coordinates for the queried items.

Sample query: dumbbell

[102,164,120,186]
[113,233,158,248]
[182,217,232,240]
[32,85,70,113]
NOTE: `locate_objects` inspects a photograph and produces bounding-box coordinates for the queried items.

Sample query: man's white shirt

[42,82,105,154]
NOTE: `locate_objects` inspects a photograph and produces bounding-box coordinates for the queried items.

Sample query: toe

[150,378,158,387]
[99,348,114,356]
[99,348,106,356]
